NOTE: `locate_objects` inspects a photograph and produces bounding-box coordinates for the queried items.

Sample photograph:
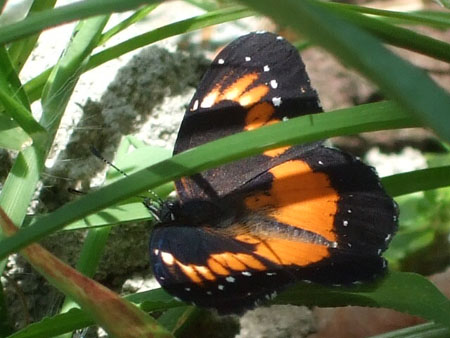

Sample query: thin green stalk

[382,166,450,197]
[324,3,450,63]
[98,4,158,45]
[0,0,161,45]
[0,11,109,277]
[0,87,45,139]
[23,6,254,105]
[7,0,58,72]
[0,101,418,259]
[239,0,450,142]
[327,2,450,28]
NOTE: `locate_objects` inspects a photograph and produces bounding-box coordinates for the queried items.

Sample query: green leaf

[0,101,417,260]
[328,3,450,29]
[23,6,254,105]
[0,9,109,277]
[274,271,450,328]
[0,47,30,110]
[97,4,159,45]
[7,0,58,72]
[238,0,450,142]
[7,289,178,338]
[0,114,31,151]
[0,0,161,45]
[323,3,450,63]
[0,86,45,140]
[382,166,450,197]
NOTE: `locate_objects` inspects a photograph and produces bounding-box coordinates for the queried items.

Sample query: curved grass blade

[327,2,450,28]
[0,13,109,280]
[239,0,450,142]
[7,0,58,73]
[98,4,159,45]
[0,47,30,110]
[0,208,173,338]
[382,165,450,197]
[7,289,180,338]
[8,271,450,336]
[323,4,450,63]
[23,6,254,104]
[0,113,31,151]
[0,101,418,260]
[0,86,45,140]
[0,0,161,45]
[273,271,450,328]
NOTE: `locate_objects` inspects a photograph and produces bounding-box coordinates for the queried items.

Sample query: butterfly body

[150,32,398,314]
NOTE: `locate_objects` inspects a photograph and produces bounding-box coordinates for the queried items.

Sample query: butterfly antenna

[90,146,129,177]
[90,146,165,222]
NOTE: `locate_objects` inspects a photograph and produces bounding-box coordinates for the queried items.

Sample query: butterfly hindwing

[150,143,397,313]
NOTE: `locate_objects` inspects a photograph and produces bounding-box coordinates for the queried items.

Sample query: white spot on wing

[218,58,224,64]
[185,287,191,291]
[272,97,282,106]
[161,252,174,265]
[343,220,349,226]
[347,209,352,214]
[318,160,324,165]
[191,99,199,111]
[270,79,278,89]
[200,92,218,108]
[242,271,252,276]
[153,249,159,255]
[218,284,225,291]
[264,65,270,72]
[266,272,277,276]
[207,291,212,295]
[276,36,284,40]
[225,276,235,283]
[245,56,251,62]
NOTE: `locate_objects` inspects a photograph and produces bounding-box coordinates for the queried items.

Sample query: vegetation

[0,0,449,337]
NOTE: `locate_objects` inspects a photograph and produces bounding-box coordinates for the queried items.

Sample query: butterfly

[149,32,398,314]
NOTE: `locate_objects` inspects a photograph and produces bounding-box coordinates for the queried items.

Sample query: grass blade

[98,3,159,45]
[382,166,450,197]
[328,2,450,28]
[0,208,173,338]
[23,6,254,104]
[7,0,58,72]
[0,0,161,45]
[324,3,450,63]
[0,101,417,259]
[238,0,450,142]
[275,271,450,328]
[0,114,31,151]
